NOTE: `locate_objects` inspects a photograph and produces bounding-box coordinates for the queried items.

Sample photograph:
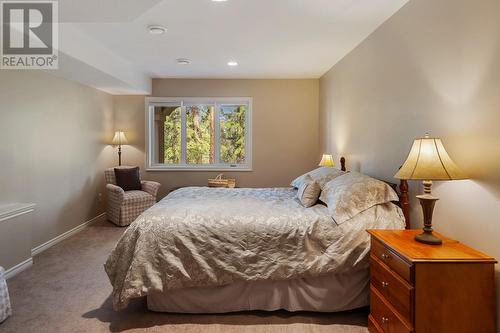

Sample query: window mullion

[148,104,154,167]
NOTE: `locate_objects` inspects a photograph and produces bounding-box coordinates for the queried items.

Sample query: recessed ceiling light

[148,25,167,35]
[212,0,228,2]
[227,61,238,66]
[177,58,191,65]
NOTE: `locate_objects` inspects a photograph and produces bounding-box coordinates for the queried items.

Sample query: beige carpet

[1,219,368,333]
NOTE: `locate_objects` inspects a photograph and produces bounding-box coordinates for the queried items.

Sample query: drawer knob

[382,317,389,324]
[381,281,390,288]
[381,253,390,260]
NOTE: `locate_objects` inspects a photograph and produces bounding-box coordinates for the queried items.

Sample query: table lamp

[395,134,467,245]
[112,131,128,166]
[318,154,335,167]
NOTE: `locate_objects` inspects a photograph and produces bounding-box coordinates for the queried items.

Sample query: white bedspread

[105,187,405,310]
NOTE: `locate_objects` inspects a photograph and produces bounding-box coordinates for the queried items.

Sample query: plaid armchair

[0,266,11,323]
[104,166,161,226]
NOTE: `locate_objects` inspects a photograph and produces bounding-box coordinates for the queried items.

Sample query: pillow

[114,167,142,191]
[296,175,321,208]
[291,167,345,189]
[319,171,399,224]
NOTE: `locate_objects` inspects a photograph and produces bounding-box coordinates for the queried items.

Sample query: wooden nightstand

[367,230,496,333]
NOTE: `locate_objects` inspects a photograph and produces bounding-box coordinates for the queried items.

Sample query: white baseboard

[31,213,107,257]
[5,257,33,280]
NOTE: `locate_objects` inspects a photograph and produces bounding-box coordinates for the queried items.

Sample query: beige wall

[319,0,500,325]
[0,70,114,250]
[114,79,320,197]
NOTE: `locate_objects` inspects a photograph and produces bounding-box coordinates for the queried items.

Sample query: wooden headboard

[339,157,410,229]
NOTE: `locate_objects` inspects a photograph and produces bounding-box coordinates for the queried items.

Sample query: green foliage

[163,104,246,165]
[186,105,213,164]
[220,105,246,164]
[163,107,181,163]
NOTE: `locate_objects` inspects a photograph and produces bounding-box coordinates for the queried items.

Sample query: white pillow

[291,167,345,189]
[319,172,399,224]
[296,175,321,208]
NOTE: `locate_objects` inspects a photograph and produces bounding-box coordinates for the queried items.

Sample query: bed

[105,158,410,313]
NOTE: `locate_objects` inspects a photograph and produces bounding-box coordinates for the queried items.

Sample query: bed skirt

[147,270,368,313]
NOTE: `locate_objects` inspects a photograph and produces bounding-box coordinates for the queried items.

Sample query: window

[146,97,252,171]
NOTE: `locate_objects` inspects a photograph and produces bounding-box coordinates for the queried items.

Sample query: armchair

[104,166,161,226]
[0,266,11,323]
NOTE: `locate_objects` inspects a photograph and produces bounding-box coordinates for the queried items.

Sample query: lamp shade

[112,131,128,145]
[318,154,335,167]
[394,136,467,180]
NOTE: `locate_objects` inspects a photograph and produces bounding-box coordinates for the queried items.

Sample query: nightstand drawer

[368,314,384,333]
[371,238,412,282]
[370,255,413,323]
[370,286,413,333]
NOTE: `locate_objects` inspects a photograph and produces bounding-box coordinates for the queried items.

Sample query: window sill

[146,166,252,172]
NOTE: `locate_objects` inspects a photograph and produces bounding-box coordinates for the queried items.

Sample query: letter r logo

[2,2,53,55]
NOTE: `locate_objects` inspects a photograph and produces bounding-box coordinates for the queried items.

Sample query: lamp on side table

[318,154,335,167]
[394,133,468,245]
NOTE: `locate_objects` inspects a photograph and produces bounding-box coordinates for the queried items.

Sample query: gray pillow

[291,167,345,189]
[296,175,321,208]
[319,172,399,224]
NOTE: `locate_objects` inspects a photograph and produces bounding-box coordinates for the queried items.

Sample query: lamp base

[416,188,442,246]
[415,231,442,245]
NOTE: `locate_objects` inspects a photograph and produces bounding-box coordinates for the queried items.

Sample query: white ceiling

[54,0,408,94]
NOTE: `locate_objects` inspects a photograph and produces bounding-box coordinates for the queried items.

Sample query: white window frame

[145,97,252,171]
